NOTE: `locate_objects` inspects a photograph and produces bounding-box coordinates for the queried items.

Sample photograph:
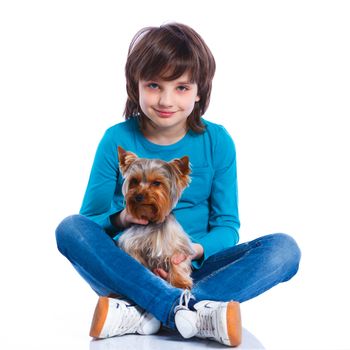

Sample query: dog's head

[117,146,191,224]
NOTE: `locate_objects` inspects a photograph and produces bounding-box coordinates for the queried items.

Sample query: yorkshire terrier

[117,146,194,289]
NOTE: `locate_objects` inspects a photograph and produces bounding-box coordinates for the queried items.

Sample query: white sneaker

[90,296,161,339]
[174,290,242,347]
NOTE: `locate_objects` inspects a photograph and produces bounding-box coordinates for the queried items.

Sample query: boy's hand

[114,208,148,229]
[153,243,204,280]
[153,252,189,280]
[191,243,204,261]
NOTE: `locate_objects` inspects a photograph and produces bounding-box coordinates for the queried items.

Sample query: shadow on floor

[89,327,265,349]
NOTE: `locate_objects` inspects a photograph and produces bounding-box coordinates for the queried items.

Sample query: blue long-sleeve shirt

[80,117,240,269]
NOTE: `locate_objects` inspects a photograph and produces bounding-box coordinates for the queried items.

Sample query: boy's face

[138,72,200,134]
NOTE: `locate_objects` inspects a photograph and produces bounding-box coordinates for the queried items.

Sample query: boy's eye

[147,83,159,89]
[177,85,189,92]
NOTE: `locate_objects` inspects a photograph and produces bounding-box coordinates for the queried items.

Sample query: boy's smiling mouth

[153,109,177,117]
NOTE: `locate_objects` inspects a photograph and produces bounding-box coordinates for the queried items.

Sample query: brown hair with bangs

[124,23,216,133]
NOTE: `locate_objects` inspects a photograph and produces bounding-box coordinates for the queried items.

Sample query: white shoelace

[196,308,216,338]
[174,289,194,313]
[174,290,217,339]
[114,301,145,335]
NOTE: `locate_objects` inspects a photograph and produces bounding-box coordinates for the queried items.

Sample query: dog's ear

[118,146,138,175]
[169,156,191,189]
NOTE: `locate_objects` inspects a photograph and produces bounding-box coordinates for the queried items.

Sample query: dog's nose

[134,194,144,202]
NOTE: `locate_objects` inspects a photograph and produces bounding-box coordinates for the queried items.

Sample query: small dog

[117,146,194,289]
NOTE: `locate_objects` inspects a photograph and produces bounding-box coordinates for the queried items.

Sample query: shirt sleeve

[79,127,121,233]
[192,125,240,269]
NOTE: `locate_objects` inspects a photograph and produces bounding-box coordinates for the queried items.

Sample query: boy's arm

[79,128,122,233]
[192,126,240,268]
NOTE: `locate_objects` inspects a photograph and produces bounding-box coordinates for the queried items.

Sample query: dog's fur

[117,146,194,289]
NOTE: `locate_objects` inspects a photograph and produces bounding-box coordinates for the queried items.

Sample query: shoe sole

[89,296,109,338]
[227,301,242,347]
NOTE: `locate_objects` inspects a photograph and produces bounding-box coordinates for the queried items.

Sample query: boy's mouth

[153,108,176,118]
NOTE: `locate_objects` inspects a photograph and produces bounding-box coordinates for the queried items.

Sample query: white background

[1,1,349,349]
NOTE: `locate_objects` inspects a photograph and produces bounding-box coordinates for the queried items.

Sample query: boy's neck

[142,120,188,146]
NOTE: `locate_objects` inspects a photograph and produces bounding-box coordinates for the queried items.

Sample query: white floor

[89,328,265,350]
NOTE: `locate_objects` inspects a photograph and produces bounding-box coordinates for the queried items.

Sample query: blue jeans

[55,215,301,329]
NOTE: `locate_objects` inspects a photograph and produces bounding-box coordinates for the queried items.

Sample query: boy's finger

[153,268,168,280]
[131,218,148,225]
[172,254,187,265]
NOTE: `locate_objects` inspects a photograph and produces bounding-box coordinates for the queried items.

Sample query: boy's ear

[117,146,138,175]
[169,156,191,189]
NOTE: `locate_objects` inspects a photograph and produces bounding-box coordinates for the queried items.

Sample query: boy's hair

[124,22,216,133]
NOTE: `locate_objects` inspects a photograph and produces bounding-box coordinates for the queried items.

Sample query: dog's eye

[152,181,161,186]
[129,178,139,186]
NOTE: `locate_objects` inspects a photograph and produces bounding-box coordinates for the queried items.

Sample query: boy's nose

[158,90,173,107]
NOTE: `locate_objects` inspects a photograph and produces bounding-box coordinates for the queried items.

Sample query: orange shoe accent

[89,297,109,338]
[227,301,242,347]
